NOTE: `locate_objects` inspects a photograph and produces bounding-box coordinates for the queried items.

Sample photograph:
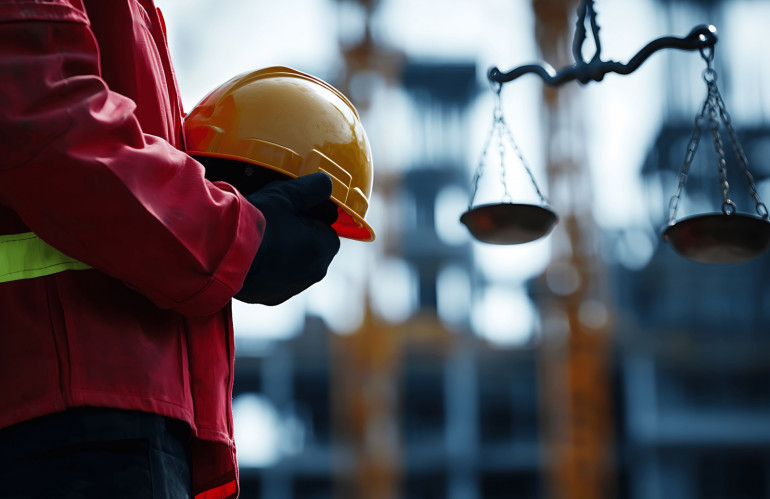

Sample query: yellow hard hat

[184,66,375,241]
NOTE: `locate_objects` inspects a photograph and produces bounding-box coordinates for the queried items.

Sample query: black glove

[235,172,341,306]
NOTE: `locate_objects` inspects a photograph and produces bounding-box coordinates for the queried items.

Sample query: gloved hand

[235,172,341,306]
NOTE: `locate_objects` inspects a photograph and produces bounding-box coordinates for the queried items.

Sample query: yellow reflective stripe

[0,232,91,283]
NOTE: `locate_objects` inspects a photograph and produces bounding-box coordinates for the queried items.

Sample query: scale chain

[669,45,769,223]
[714,87,769,219]
[706,79,735,215]
[497,112,513,203]
[668,98,708,225]
[500,116,550,206]
[468,113,497,209]
[468,83,550,209]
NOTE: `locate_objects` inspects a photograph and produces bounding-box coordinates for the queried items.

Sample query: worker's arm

[0,2,262,317]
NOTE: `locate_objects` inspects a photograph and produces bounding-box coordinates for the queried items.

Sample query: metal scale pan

[663,213,770,265]
[460,203,558,245]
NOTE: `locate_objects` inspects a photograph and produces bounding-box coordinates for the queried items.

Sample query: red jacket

[0,1,263,497]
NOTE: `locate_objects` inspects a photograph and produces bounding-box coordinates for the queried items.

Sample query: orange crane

[530,1,616,498]
[330,2,408,497]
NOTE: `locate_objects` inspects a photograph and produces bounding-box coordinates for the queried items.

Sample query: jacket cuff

[174,190,264,317]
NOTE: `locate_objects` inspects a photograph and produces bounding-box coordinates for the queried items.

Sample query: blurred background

[160,0,770,497]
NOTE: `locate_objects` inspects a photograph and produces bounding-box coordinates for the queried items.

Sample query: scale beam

[488,0,717,86]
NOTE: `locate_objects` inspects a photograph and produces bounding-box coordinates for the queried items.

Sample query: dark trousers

[0,408,192,499]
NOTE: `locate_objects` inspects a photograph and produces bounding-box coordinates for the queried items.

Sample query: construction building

[162,0,770,497]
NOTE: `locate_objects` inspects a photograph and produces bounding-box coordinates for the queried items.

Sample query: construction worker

[0,1,372,498]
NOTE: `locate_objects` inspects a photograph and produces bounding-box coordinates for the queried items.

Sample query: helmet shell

[185,66,375,241]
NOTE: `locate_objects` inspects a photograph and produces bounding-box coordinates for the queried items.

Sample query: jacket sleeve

[0,2,264,317]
